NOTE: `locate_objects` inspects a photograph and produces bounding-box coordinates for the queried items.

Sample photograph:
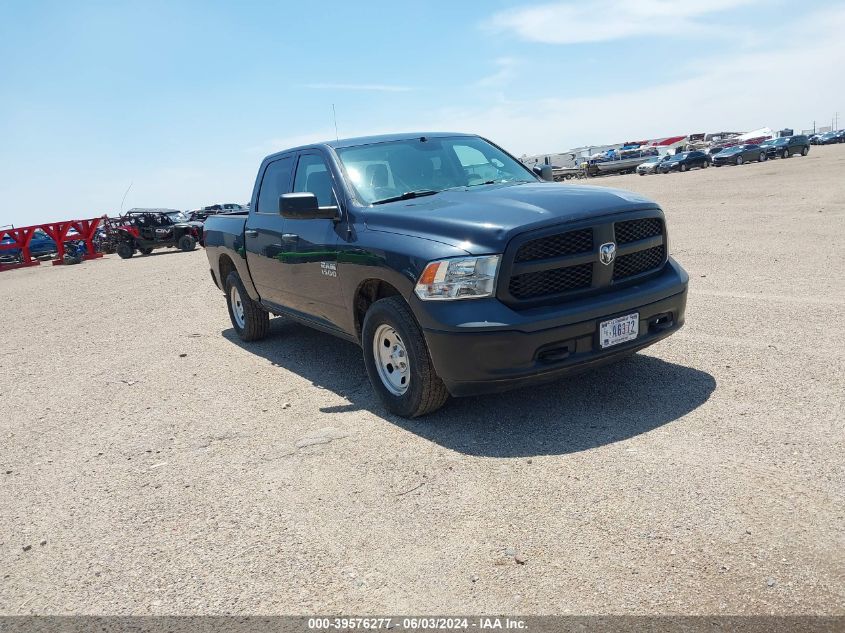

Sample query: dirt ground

[1,144,843,615]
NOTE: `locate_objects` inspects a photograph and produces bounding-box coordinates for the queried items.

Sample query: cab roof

[264,132,473,161]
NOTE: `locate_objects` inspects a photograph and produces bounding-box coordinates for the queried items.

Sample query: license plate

[600,312,639,348]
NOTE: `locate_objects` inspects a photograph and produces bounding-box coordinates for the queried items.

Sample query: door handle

[245,230,258,238]
[282,233,299,243]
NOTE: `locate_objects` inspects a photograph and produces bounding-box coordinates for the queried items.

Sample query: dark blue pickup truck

[204,132,688,417]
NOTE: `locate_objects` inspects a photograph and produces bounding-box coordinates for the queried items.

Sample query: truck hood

[363,182,660,253]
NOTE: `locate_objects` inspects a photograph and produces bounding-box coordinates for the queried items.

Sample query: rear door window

[257,155,295,214]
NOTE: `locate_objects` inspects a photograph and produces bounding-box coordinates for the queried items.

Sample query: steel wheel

[230,285,246,330]
[372,323,410,396]
[736,156,743,165]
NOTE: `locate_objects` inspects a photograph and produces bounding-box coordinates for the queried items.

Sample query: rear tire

[178,235,196,252]
[116,242,133,259]
[735,156,743,166]
[680,163,687,172]
[781,149,789,159]
[759,152,767,162]
[801,146,809,156]
[362,296,449,418]
[225,271,269,342]
[139,247,153,255]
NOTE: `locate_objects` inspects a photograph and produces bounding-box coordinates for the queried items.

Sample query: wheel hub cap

[230,286,245,329]
[373,324,410,396]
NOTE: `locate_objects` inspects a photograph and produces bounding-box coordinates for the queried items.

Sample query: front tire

[139,247,153,255]
[225,271,269,342]
[362,296,449,418]
[178,235,197,252]
[801,146,809,156]
[759,152,767,162]
[781,149,789,159]
[679,163,687,172]
[735,156,743,166]
[116,242,133,259]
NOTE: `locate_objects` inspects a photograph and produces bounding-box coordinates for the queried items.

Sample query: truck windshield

[336,136,536,205]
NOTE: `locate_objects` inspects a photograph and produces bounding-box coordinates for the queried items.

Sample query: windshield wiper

[463,179,534,188]
[371,189,440,205]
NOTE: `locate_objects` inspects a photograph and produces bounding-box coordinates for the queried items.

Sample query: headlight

[414,255,500,300]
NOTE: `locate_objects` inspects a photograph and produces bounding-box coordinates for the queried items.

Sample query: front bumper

[416,259,688,396]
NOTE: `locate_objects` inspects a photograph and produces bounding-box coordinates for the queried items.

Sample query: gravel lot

[2,144,843,615]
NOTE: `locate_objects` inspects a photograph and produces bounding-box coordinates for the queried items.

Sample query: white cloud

[250,8,844,163]
[428,8,845,155]
[484,0,760,44]
[475,57,520,88]
[304,83,414,92]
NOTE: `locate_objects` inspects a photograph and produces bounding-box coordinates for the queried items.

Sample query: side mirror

[537,165,554,182]
[279,193,340,220]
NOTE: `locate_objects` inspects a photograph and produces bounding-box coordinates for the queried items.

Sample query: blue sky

[1,0,843,226]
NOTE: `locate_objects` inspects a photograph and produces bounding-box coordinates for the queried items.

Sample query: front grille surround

[497,210,668,307]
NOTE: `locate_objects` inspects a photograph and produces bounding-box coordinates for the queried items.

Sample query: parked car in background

[203,203,242,214]
[659,151,709,173]
[711,144,767,166]
[816,131,842,145]
[760,135,810,159]
[809,134,824,145]
[0,233,20,263]
[636,155,671,175]
[0,228,58,263]
[188,204,242,222]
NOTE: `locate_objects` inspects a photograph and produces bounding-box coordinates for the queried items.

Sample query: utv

[108,210,200,259]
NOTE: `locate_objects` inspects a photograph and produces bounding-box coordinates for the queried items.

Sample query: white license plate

[600,312,639,348]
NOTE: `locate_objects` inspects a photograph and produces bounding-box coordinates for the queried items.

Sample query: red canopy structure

[0,217,105,271]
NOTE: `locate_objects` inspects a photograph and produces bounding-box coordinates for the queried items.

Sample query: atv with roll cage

[105,210,200,259]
